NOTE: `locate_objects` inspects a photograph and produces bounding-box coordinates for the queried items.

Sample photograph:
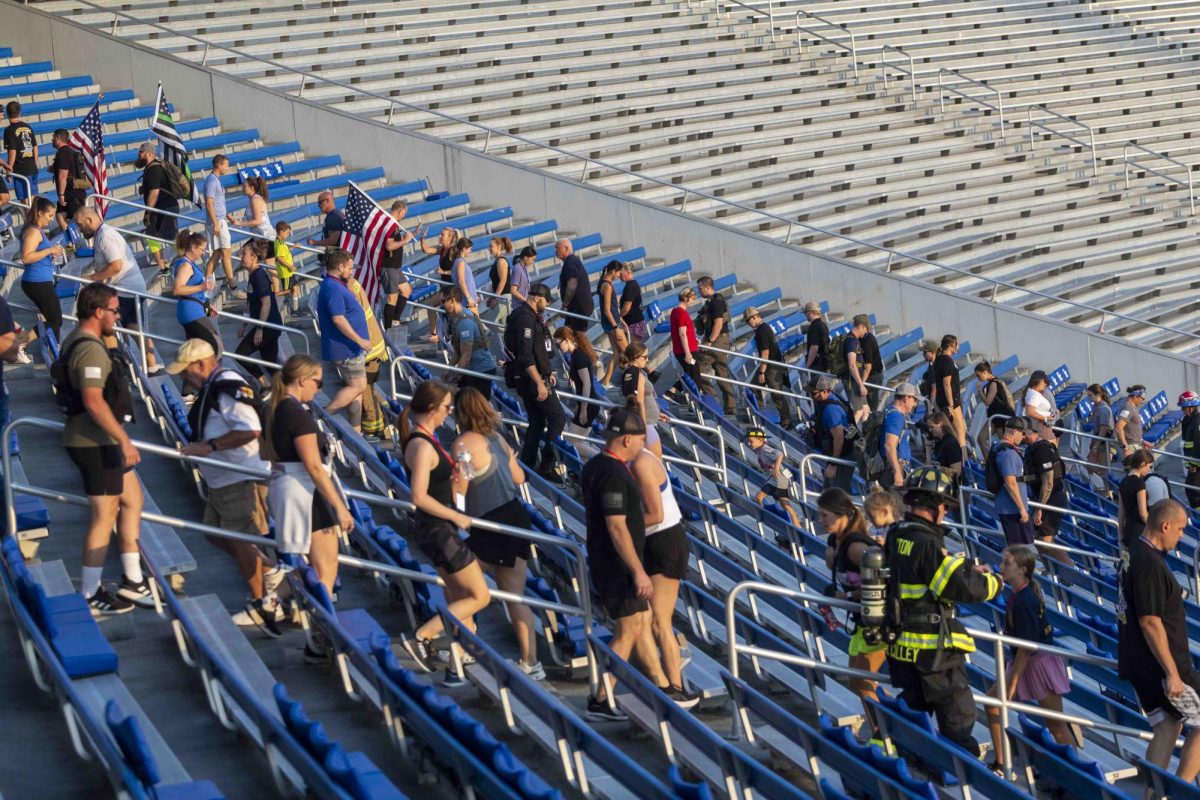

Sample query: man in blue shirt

[442,287,498,396]
[203,154,242,297]
[881,382,920,489]
[316,249,370,431]
[308,191,346,249]
[989,417,1033,545]
[811,375,855,491]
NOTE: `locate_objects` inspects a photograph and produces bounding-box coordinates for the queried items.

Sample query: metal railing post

[133,296,149,375]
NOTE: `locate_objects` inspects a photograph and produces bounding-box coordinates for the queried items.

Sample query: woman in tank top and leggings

[818,487,887,739]
[450,387,544,680]
[171,231,222,352]
[18,197,64,340]
[398,379,492,675]
[629,403,700,707]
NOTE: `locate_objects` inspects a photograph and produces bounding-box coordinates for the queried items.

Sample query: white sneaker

[517,660,546,681]
[434,647,476,666]
[263,565,289,596]
[14,345,31,365]
[232,601,285,627]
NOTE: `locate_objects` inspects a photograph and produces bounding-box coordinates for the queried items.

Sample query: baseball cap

[605,407,647,436]
[1004,416,1028,432]
[742,306,761,323]
[803,301,821,313]
[893,382,919,398]
[528,282,551,300]
[852,314,871,328]
[920,339,938,353]
[138,141,157,155]
[746,426,767,440]
[165,338,216,375]
[813,375,837,393]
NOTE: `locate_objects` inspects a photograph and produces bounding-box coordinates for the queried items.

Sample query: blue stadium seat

[105,701,225,800]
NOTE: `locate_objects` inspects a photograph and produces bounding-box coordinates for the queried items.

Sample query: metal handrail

[0,171,33,210]
[982,411,1188,464]
[699,342,895,394]
[880,44,917,104]
[794,10,858,79]
[796,452,857,507]
[1123,142,1196,217]
[402,269,600,326]
[52,0,1200,354]
[1027,105,1098,177]
[723,582,1182,779]
[937,67,1007,138]
[716,0,776,42]
[0,416,598,686]
[390,354,729,482]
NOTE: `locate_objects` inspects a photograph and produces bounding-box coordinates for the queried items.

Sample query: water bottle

[456,448,476,480]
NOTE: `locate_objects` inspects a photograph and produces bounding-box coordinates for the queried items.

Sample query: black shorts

[759,482,791,501]
[414,514,476,575]
[999,514,1036,546]
[1035,508,1063,539]
[66,444,129,496]
[312,489,338,532]
[380,266,407,296]
[591,555,649,620]
[643,523,688,580]
[59,192,86,220]
[117,296,141,327]
[467,499,532,568]
[1130,672,1200,726]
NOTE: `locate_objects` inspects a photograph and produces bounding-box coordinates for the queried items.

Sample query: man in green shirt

[61,282,152,615]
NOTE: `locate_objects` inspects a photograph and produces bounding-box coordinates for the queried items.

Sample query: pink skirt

[1009,651,1071,702]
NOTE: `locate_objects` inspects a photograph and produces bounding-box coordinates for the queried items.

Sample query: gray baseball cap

[813,375,837,393]
[893,382,920,398]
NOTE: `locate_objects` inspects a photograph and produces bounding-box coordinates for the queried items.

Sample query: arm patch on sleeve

[602,491,625,511]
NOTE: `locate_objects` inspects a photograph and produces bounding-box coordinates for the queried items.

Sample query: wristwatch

[206,439,219,452]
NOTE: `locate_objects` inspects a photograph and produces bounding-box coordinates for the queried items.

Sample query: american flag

[150,83,200,206]
[338,182,397,305]
[69,100,108,217]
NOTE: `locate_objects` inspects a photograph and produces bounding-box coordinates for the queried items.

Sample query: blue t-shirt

[991,442,1027,516]
[455,313,497,374]
[820,401,848,434]
[247,267,281,327]
[203,173,226,219]
[174,257,208,325]
[316,275,367,361]
[322,210,346,242]
[1006,584,1054,653]
[881,407,910,462]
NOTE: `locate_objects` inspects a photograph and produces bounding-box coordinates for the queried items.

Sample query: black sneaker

[245,599,283,639]
[441,667,468,688]
[665,684,702,709]
[400,633,435,673]
[303,643,331,665]
[116,577,156,609]
[88,586,134,617]
[585,694,627,722]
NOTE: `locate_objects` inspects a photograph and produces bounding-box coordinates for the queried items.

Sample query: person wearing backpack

[986,417,1033,546]
[50,129,88,232]
[811,375,856,491]
[136,142,181,275]
[973,361,1016,451]
[57,282,151,616]
[1022,420,1073,571]
[168,338,287,636]
[879,382,921,489]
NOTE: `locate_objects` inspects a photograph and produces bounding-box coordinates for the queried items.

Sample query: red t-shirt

[670,306,698,357]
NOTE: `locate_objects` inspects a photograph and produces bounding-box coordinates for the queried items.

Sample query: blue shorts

[11,173,37,203]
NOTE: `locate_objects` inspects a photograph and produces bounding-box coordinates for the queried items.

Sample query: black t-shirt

[3,122,37,177]
[558,255,594,316]
[270,397,327,463]
[248,267,282,327]
[1118,538,1189,680]
[861,332,884,376]
[52,146,86,200]
[1006,584,1055,656]
[700,293,729,340]
[1024,439,1065,505]
[933,434,963,472]
[806,318,829,370]
[753,324,783,364]
[322,210,346,242]
[620,279,644,324]
[380,229,404,272]
[841,335,862,379]
[140,161,180,210]
[1119,474,1147,545]
[581,452,645,576]
[931,353,961,408]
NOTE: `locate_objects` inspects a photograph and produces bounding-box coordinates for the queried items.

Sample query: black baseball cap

[1004,417,1027,432]
[605,407,647,436]
[528,282,551,300]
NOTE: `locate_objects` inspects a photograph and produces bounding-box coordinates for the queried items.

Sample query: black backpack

[186,371,265,442]
[158,160,191,201]
[50,336,135,423]
[854,409,889,480]
[985,441,1017,494]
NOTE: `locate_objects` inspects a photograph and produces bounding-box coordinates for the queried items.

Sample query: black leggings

[182,318,223,354]
[21,280,62,341]
[234,328,281,381]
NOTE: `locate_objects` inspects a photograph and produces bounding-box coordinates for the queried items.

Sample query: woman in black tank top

[416,227,459,342]
[397,380,492,675]
[818,488,887,739]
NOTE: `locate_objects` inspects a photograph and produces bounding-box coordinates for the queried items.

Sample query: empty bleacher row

[29,0,1200,358]
[4,26,1200,800]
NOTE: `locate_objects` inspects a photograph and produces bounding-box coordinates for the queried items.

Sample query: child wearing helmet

[746,427,802,528]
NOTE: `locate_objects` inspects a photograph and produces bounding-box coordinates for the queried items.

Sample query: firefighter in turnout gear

[884,467,1003,755]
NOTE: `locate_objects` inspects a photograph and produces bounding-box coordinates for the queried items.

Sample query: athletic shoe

[303,643,331,665]
[433,648,477,667]
[14,345,31,365]
[116,577,156,608]
[231,600,286,627]
[243,599,283,639]
[88,587,134,616]
[518,660,546,681]
[363,432,382,444]
[664,684,701,709]
[400,634,435,673]
[263,565,289,596]
[584,695,627,722]
[441,667,468,688]
[230,289,248,300]
[146,364,165,378]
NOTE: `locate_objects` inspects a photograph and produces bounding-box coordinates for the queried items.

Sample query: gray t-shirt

[1114,398,1144,446]
[203,172,226,219]
[93,225,146,293]
[1092,401,1114,434]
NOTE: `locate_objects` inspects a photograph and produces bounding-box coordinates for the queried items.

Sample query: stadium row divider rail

[0,416,602,694]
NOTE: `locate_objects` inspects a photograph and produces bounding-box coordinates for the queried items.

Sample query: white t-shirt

[196,369,268,489]
[1024,388,1054,422]
[93,224,146,292]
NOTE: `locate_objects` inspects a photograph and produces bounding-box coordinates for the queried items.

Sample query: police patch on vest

[524,328,532,338]
[602,491,625,511]
[236,385,255,402]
